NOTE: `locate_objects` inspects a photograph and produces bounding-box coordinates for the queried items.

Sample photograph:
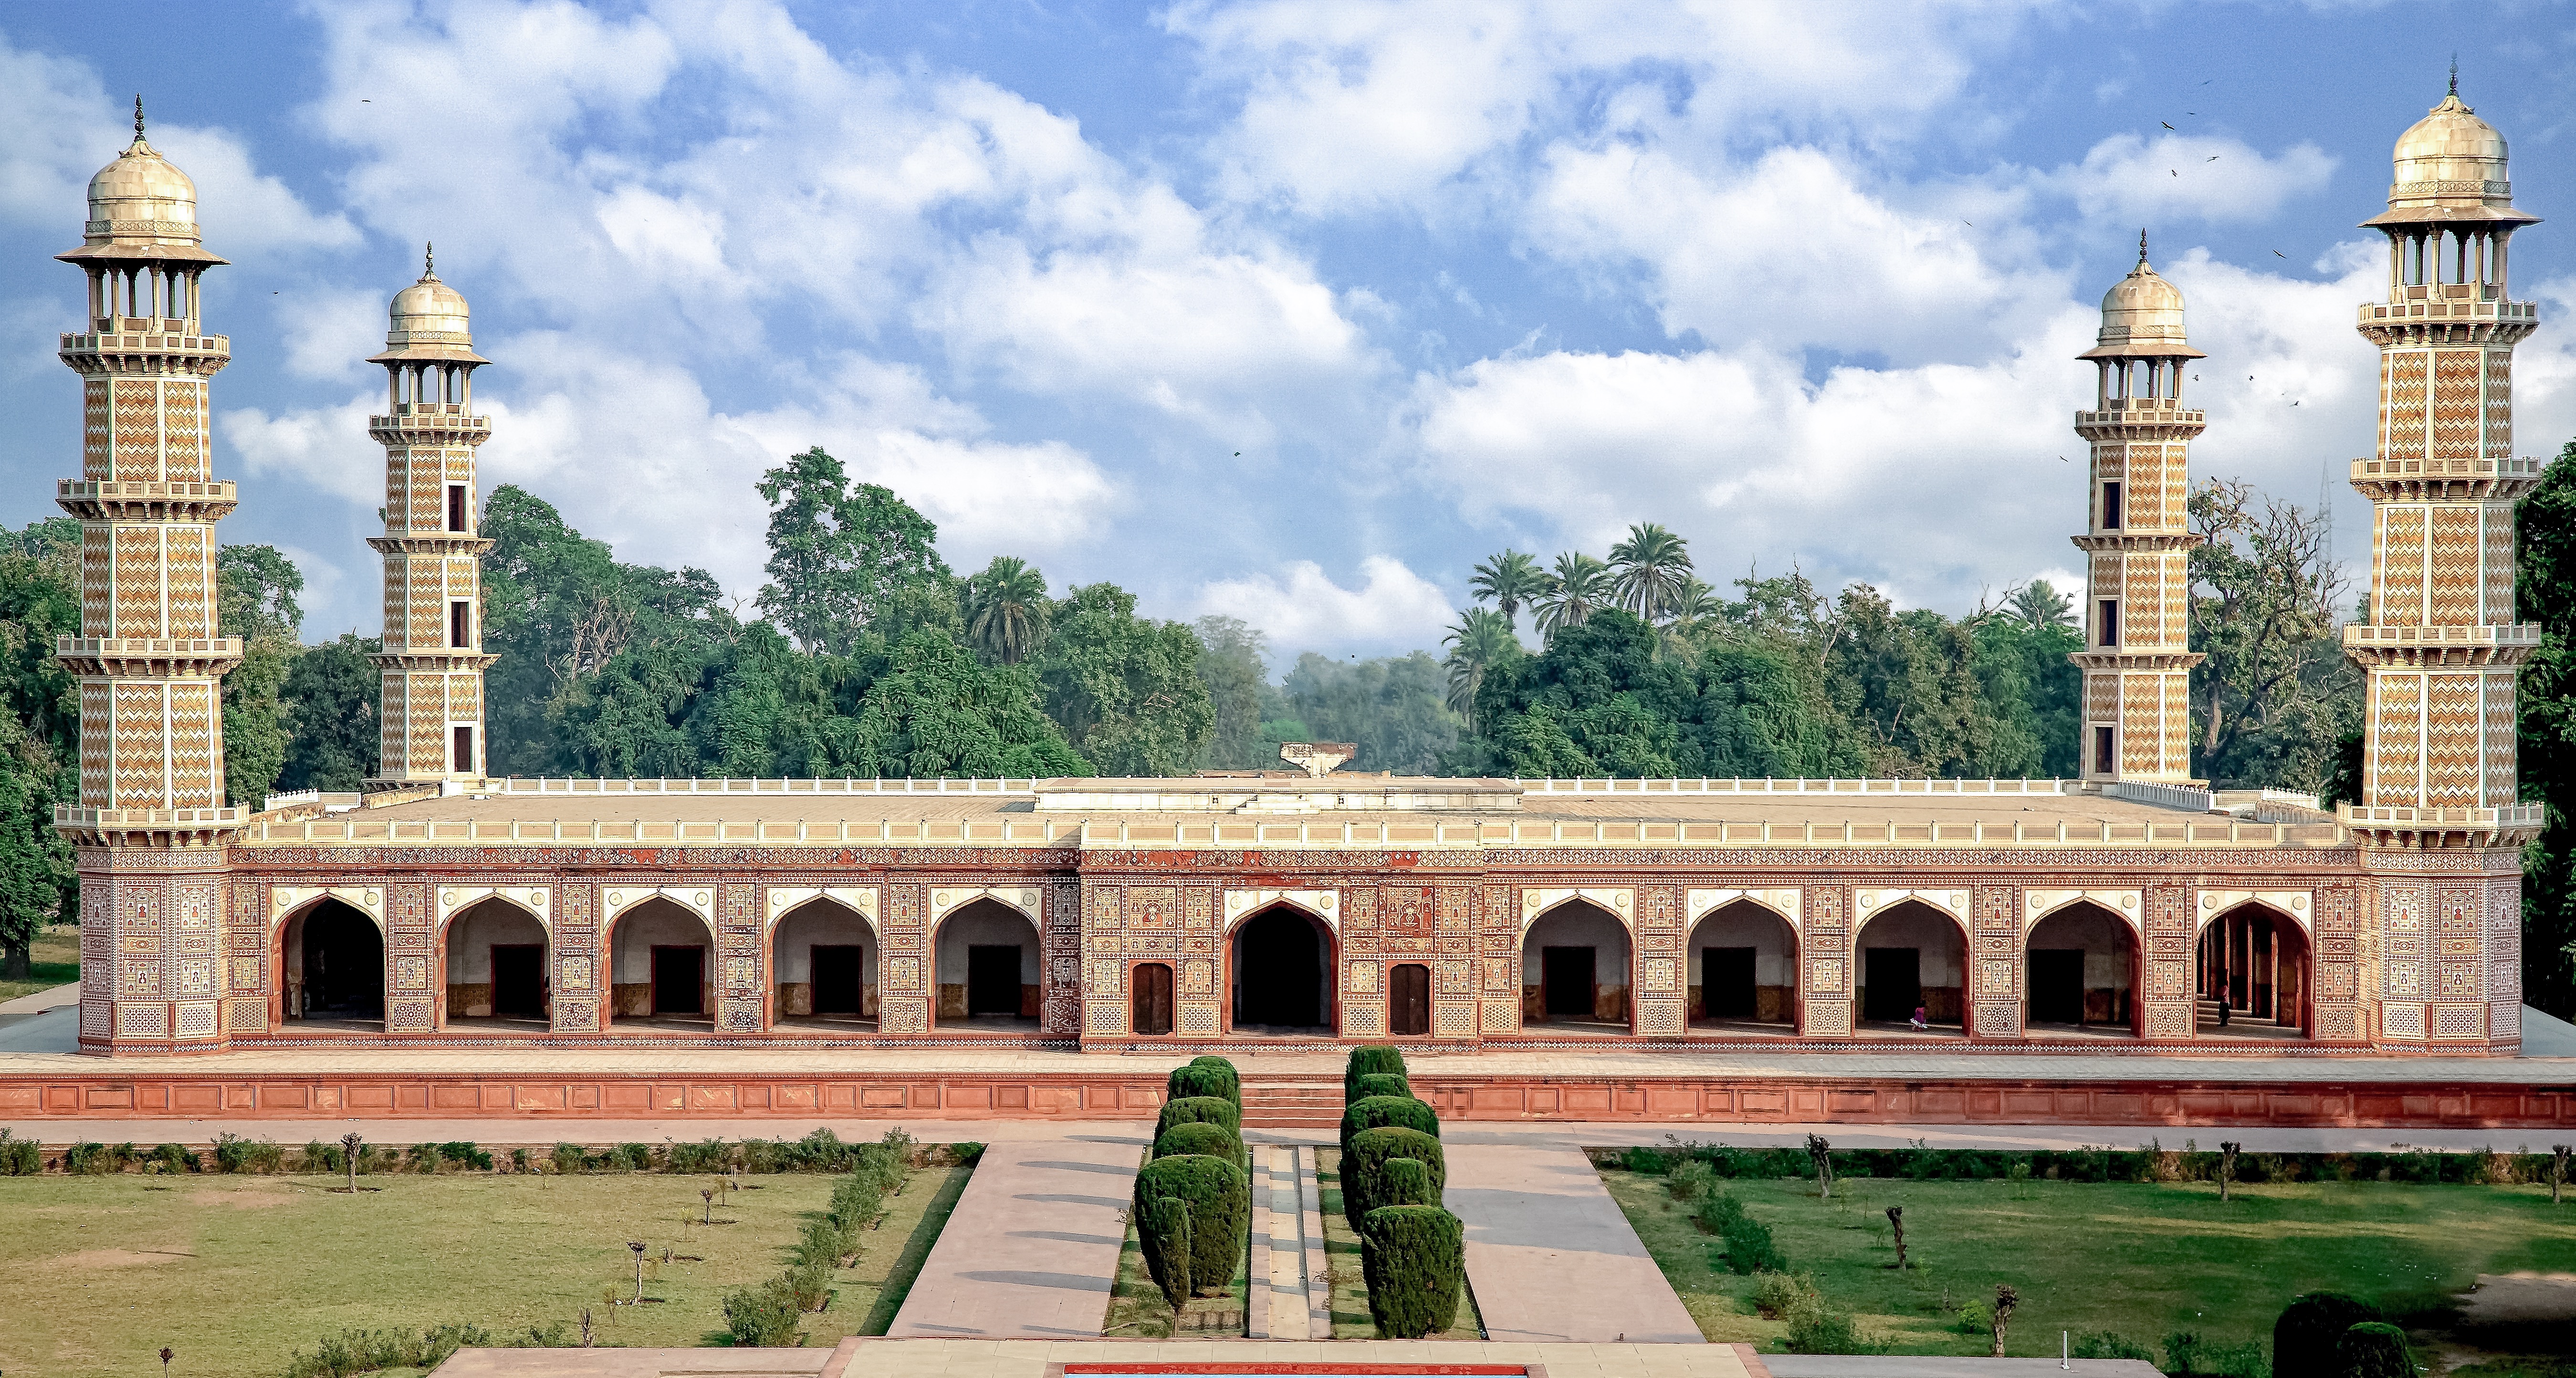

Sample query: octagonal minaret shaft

[2070,235,2205,784]
[53,100,242,842]
[2340,83,2543,852]
[366,246,495,789]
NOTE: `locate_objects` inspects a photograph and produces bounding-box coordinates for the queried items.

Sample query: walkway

[1445,1138,1704,1344]
[884,1134,1142,1338]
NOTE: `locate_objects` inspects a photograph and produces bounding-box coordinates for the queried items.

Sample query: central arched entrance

[2023,902,2138,1039]
[2198,903,2311,1041]
[1688,900,1796,1036]
[1520,900,1631,1036]
[1855,900,1968,1036]
[1229,904,1334,1035]
[278,898,384,1030]
[441,899,548,1030]
[934,898,1040,1033]
[607,898,716,1031]
[774,898,877,1031]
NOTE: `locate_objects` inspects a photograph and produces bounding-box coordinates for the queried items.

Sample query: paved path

[885,1134,1143,1338]
[1445,1138,1704,1344]
[0,1004,73,1053]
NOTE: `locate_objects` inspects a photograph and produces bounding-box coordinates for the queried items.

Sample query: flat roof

[428,1340,1760,1378]
[238,777,2347,854]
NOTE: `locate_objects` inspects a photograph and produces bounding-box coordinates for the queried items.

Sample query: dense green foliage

[1137,1194,1194,1311]
[2520,445,2576,1017]
[1351,1071,1412,1101]
[1132,1151,1248,1297]
[1152,1121,1243,1163]
[1339,1095,1439,1155]
[1343,1044,1407,1101]
[1359,1204,1465,1338]
[1166,1062,1239,1106]
[1155,1095,1242,1138]
[1186,1055,1242,1103]
[1376,1156,1435,1207]
[2273,1292,2383,1378]
[1344,1126,1445,1231]
[2332,1322,2411,1378]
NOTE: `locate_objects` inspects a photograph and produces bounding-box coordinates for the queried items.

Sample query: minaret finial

[424,241,434,277]
[133,95,145,141]
[2138,229,2149,268]
[2450,54,2458,97]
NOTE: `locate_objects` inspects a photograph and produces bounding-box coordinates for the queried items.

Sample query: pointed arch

[440,896,550,1029]
[1854,898,1971,1035]
[2023,901,2139,1038]
[604,895,718,1030]
[932,896,1041,1031]
[274,895,385,1029]
[1228,901,1337,1035]
[1688,898,1799,1034]
[1520,897,1633,1036]
[2196,899,2312,1041]
[774,894,879,1029]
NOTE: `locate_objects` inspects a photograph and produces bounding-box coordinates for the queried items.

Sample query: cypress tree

[2334,1323,2412,1378]
[1156,1094,1242,1138]
[1186,1056,1241,1104]
[1154,1121,1243,1163]
[1340,1094,1439,1155]
[1352,1071,1413,1101]
[1345,1126,1445,1231]
[1137,1195,1192,1311]
[1380,1156,1435,1206]
[1133,1152,1248,1294]
[1360,1204,1464,1338]
[1344,1045,1407,1101]
[1168,1062,1237,1105]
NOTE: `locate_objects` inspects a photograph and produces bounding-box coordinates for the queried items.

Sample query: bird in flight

[2162,121,2176,130]
[2273,250,2286,258]
[2207,156,2220,162]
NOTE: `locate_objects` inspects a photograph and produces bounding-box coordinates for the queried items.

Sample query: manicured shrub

[1168,1062,1237,1106]
[1154,1121,1244,1163]
[829,1170,891,1234]
[1134,1151,1249,1295]
[1158,1095,1243,1138]
[1137,1193,1194,1310]
[2275,1293,2383,1378]
[722,1278,804,1346]
[1785,1300,1870,1354]
[669,1138,733,1173]
[1750,1271,1818,1320]
[2072,1333,2155,1361]
[1345,1126,1445,1231]
[1667,1158,1714,1201]
[549,1143,586,1174]
[1379,1156,1435,1207]
[784,1258,833,1312]
[1360,1204,1464,1338]
[1352,1071,1412,1101]
[614,1142,655,1171]
[64,1141,112,1175]
[0,1129,42,1176]
[1696,1192,1783,1274]
[2335,1324,2411,1378]
[1340,1094,1438,1155]
[1622,1145,1670,1174]
[435,1141,492,1171]
[212,1132,283,1174]
[147,1143,199,1174]
[304,1139,348,1175]
[1187,1055,1241,1104]
[1344,1044,1407,1101]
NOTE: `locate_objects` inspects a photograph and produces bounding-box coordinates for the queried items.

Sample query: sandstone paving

[1445,1138,1705,1344]
[885,1135,1145,1338]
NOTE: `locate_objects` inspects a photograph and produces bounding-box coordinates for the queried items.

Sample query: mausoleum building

[55,91,2541,1059]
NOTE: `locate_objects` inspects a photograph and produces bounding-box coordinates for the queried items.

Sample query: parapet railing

[236,811,2340,850]
[492,777,1044,795]
[1516,777,2074,796]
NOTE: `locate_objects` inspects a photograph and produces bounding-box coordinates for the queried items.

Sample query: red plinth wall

[1,1071,2572,1129]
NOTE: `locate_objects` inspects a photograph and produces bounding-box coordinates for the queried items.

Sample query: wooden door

[1389,963,1431,1036]
[1132,962,1175,1035]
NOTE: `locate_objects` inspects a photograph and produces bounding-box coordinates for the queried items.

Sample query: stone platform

[3,1042,2573,1129]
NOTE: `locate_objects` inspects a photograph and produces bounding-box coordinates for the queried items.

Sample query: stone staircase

[1240,1075,1341,1129]
[2195,997,2292,1033]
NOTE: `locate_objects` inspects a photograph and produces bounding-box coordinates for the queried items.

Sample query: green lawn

[1600,1166,2576,1357]
[0,923,78,1004]
[0,1159,971,1378]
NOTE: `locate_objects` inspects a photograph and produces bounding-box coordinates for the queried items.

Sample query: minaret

[2070,234,2205,785]
[366,246,495,790]
[53,100,243,1052]
[2341,79,2543,1050]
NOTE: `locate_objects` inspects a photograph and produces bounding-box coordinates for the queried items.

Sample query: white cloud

[273,285,387,382]
[2044,133,2336,227]
[1194,556,1458,655]
[221,394,381,505]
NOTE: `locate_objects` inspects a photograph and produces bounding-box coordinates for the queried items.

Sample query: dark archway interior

[2024,904,2137,1034]
[1234,907,1328,1030]
[2199,906,2310,1036]
[294,902,383,1019]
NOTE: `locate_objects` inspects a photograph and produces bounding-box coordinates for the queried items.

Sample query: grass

[0,1158,970,1378]
[0,923,78,1004]
[1316,1147,1483,1340]
[1600,1164,2576,1357]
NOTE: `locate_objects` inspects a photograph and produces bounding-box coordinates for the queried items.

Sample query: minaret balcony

[56,478,239,522]
[59,329,230,360]
[55,635,245,676]
[368,407,490,440]
[2361,297,2534,324]
[2336,801,2543,851]
[2341,621,2539,667]
[53,804,247,848]
[2348,454,2542,501]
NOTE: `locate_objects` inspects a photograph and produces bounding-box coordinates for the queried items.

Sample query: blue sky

[3,1,2573,661]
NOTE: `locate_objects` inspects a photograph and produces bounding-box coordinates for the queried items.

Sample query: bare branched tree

[2189,479,2353,782]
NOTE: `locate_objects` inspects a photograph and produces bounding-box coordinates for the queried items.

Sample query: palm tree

[963,556,1048,663]
[1609,522,1695,621]
[1442,608,1520,729]
[2004,579,2076,633]
[1470,550,1552,631]
[1536,552,1610,641]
